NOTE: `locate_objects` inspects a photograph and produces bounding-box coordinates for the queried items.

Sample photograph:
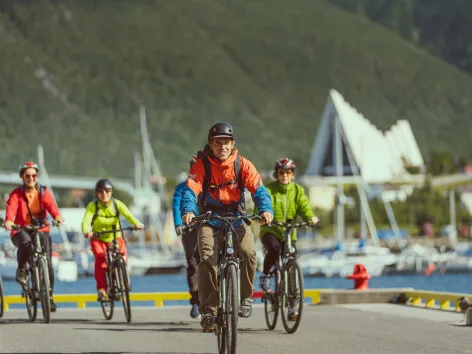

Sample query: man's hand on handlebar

[182,212,195,225]
[4,220,14,231]
[311,216,319,225]
[135,223,145,230]
[258,211,273,225]
[84,231,93,239]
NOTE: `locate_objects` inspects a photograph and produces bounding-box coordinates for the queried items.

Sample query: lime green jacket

[258,181,315,241]
[81,199,141,242]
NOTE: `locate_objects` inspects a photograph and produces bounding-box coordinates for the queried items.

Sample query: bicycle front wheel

[118,259,132,323]
[280,260,304,334]
[25,266,37,322]
[101,267,114,320]
[0,276,4,318]
[263,270,279,330]
[37,258,51,323]
[225,264,238,354]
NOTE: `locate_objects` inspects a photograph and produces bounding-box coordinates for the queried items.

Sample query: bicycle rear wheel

[101,267,114,320]
[0,276,4,318]
[263,270,279,330]
[118,259,132,323]
[225,264,238,354]
[25,266,37,322]
[38,258,51,323]
[280,260,304,334]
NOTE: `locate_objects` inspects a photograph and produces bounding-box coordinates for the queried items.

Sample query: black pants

[182,229,200,305]
[261,233,284,275]
[11,230,55,293]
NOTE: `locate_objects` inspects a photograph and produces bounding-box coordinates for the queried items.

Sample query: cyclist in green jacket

[82,179,144,301]
[258,158,318,319]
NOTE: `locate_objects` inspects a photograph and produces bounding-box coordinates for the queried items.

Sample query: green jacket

[81,198,141,243]
[258,181,315,241]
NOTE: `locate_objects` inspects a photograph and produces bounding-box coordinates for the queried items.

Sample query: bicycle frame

[189,212,262,333]
[218,216,242,319]
[20,223,55,293]
[93,227,135,291]
[14,220,60,323]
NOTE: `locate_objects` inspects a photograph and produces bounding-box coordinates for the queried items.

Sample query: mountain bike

[262,220,318,334]
[93,227,136,323]
[6,220,60,324]
[191,212,262,354]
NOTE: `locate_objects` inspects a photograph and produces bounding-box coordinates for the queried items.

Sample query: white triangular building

[304,89,425,185]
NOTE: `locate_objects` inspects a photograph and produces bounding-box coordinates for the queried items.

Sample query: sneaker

[200,313,215,333]
[288,307,298,321]
[190,304,200,319]
[97,289,108,302]
[16,268,27,287]
[259,274,271,292]
[239,298,254,318]
[50,299,57,312]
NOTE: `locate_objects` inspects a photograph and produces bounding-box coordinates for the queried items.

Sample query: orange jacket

[181,148,273,225]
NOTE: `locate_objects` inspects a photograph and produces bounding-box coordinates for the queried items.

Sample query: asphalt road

[0,304,470,354]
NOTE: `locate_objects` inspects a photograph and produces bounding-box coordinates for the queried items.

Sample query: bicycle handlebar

[92,227,139,238]
[9,219,62,231]
[270,221,320,229]
[190,211,263,228]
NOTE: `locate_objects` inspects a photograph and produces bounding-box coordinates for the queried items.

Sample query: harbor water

[2,271,472,297]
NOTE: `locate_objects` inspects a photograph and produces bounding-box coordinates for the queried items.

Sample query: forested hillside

[0,0,471,179]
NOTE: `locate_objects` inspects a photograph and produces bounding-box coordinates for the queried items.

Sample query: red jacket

[5,185,61,237]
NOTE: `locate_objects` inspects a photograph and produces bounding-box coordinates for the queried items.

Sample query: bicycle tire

[0,276,4,318]
[118,259,132,323]
[225,264,238,354]
[281,260,304,334]
[263,270,279,330]
[25,265,37,322]
[217,272,226,354]
[101,266,114,320]
[38,258,51,323]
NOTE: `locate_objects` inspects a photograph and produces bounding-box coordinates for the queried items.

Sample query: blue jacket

[172,181,187,227]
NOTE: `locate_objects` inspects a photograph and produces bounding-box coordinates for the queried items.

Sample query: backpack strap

[91,199,100,226]
[198,156,212,212]
[234,154,246,213]
[234,153,243,191]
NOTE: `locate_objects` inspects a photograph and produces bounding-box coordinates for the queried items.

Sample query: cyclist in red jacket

[4,162,64,312]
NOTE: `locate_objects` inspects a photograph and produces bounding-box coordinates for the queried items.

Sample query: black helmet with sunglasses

[95,179,113,192]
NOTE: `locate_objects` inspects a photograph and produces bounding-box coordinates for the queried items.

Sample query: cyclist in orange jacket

[181,122,273,332]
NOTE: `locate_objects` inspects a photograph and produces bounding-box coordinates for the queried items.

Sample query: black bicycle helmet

[208,122,235,140]
[95,178,113,191]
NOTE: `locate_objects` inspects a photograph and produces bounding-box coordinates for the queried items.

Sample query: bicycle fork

[226,227,241,311]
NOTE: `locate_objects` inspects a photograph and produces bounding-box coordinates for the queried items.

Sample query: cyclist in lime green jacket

[258,158,318,319]
[82,179,144,301]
